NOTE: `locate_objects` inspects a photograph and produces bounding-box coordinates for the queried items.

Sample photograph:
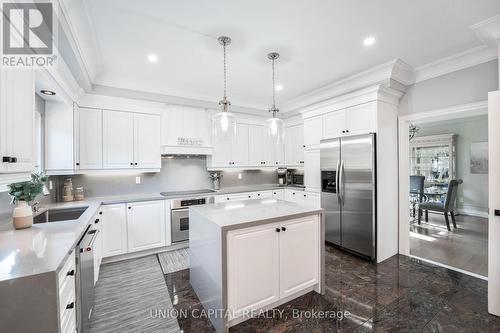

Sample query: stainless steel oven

[170,196,213,243]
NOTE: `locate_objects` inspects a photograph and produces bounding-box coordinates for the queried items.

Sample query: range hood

[161,144,213,155]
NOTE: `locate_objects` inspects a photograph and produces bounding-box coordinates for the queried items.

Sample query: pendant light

[212,36,236,142]
[265,52,285,145]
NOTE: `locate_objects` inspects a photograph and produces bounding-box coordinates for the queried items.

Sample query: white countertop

[0,200,101,282]
[190,198,323,229]
[0,187,311,283]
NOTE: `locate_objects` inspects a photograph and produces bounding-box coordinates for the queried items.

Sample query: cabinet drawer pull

[66,302,74,309]
[275,228,280,233]
[281,227,286,231]
[66,269,75,276]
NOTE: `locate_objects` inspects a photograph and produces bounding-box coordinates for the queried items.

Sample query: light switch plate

[238,173,242,180]
[135,176,141,184]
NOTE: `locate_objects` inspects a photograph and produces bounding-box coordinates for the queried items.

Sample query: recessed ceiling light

[275,84,283,91]
[147,54,158,63]
[40,89,56,96]
[363,36,376,47]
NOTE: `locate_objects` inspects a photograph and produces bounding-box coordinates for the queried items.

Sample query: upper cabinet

[208,121,284,169]
[76,107,102,170]
[103,110,161,170]
[285,124,304,167]
[103,110,135,169]
[161,105,211,154]
[0,69,35,180]
[134,113,161,168]
[46,105,161,174]
[323,102,376,139]
[303,116,323,149]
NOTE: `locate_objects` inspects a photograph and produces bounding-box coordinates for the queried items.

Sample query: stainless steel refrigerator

[320,133,376,261]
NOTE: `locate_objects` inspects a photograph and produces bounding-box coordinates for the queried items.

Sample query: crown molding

[282,59,413,114]
[299,84,404,119]
[413,46,497,84]
[90,84,267,117]
[471,14,500,46]
[57,0,103,90]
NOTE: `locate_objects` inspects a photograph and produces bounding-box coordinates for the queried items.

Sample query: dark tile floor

[163,245,500,332]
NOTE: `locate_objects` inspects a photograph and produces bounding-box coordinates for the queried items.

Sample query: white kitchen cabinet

[323,102,376,139]
[101,204,128,257]
[103,110,134,169]
[346,102,376,135]
[303,116,323,149]
[232,123,249,167]
[303,192,321,208]
[227,222,280,316]
[44,101,75,174]
[304,150,320,192]
[248,125,267,166]
[215,192,255,203]
[134,113,161,169]
[76,107,102,170]
[272,189,285,200]
[210,123,249,167]
[161,105,210,149]
[0,69,35,176]
[285,189,301,204]
[126,200,166,252]
[255,190,273,199]
[227,215,320,316]
[279,216,319,298]
[285,124,304,167]
[323,110,346,139]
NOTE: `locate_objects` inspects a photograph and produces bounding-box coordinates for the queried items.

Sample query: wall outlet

[238,173,242,180]
[135,176,141,184]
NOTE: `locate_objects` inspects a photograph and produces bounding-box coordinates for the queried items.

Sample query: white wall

[400,60,498,115]
[416,116,489,216]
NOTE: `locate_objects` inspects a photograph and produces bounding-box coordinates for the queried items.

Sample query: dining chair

[417,179,463,231]
[409,175,425,217]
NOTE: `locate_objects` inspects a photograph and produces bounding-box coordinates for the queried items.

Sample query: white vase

[13,200,33,230]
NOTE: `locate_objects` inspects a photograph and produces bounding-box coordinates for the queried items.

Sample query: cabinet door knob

[99,212,102,215]
[346,130,350,133]
[226,197,230,200]
[495,210,500,216]
[94,218,99,224]
[304,194,307,197]
[76,162,80,166]
[257,193,260,196]
[135,162,138,165]
[66,302,74,309]
[66,269,75,276]
[128,206,131,209]
[130,162,133,166]
[281,227,286,231]
[248,195,251,198]
[276,228,281,232]
[11,157,17,163]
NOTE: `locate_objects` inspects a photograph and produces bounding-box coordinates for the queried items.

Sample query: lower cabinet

[227,223,280,317]
[272,189,285,200]
[227,216,320,315]
[101,204,128,258]
[126,200,166,252]
[101,200,167,258]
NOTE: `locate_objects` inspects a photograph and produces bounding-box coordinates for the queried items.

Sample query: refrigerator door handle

[336,160,341,202]
[339,160,345,205]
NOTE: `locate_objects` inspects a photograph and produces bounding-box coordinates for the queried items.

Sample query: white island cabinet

[189,199,324,333]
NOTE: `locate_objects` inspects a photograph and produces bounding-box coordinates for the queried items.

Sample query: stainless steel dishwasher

[75,225,98,333]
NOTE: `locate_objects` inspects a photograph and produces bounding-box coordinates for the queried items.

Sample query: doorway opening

[398,102,488,279]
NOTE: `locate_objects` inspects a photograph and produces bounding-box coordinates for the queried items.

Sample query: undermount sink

[33,207,88,224]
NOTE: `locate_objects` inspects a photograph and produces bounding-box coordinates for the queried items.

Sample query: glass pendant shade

[213,110,236,142]
[265,116,285,145]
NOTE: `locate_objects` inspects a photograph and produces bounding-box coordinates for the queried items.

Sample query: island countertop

[189,198,323,230]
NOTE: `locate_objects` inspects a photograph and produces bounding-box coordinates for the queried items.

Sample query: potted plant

[8,172,48,229]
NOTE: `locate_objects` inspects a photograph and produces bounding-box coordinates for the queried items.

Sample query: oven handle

[172,208,190,213]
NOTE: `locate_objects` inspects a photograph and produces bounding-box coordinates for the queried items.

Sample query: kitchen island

[189,198,324,333]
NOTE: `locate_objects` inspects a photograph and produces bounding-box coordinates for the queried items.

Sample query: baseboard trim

[410,255,488,281]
